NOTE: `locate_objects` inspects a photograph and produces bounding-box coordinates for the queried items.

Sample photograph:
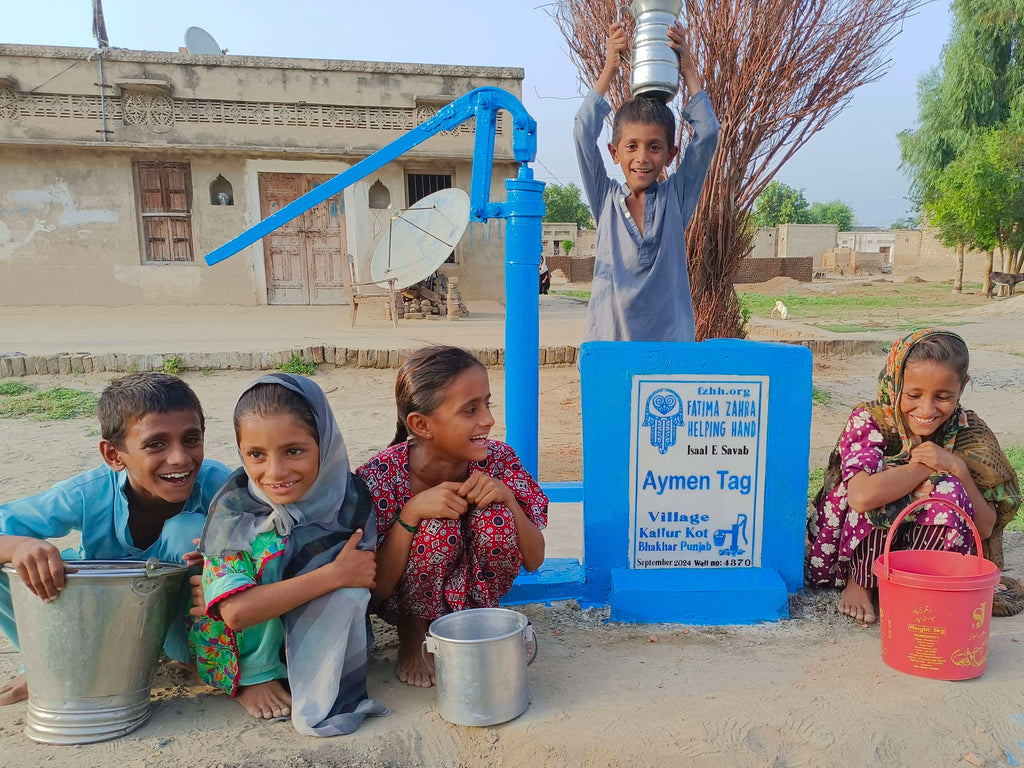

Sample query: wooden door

[259,173,348,305]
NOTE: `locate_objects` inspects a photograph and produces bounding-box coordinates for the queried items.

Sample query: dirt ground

[0,284,1023,767]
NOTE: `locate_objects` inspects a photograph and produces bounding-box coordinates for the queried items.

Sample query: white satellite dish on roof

[185,26,222,55]
[370,188,471,289]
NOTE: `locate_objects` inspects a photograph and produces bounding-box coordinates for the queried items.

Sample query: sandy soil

[0,298,1023,767]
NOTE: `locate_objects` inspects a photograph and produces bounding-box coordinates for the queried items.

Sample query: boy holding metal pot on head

[574,19,719,343]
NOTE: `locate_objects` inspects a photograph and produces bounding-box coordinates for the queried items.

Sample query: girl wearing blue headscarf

[190,374,388,735]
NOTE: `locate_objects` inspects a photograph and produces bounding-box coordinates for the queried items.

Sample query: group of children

[1,18,1022,743]
[0,346,547,733]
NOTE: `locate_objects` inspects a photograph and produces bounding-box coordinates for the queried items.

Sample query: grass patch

[552,290,591,301]
[0,384,99,421]
[0,381,34,396]
[807,466,825,506]
[277,354,318,376]
[739,292,911,317]
[1006,446,1024,532]
[812,387,831,406]
[161,356,183,375]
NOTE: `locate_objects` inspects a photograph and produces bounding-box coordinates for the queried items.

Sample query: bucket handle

[421,623,539,667]
[524,621,538,666]
[422,634,438,669]
[880,497,987,581]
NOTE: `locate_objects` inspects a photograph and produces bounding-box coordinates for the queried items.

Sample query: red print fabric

[356,440,548,623]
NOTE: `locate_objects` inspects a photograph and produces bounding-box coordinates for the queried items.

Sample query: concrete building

[837,228,897,270]
[0,44,523,306]
[894,225,992,284]
[777,223,837,267]
[747,227,779,259]
[821,247,886,274]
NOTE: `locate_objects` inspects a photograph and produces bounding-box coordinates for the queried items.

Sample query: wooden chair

[346,253,398,328]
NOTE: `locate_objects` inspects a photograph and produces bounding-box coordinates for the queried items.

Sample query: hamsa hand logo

[643,388,684,454]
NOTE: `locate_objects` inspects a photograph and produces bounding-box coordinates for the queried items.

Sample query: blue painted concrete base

[608,567,789,624]
[501,558,585,605]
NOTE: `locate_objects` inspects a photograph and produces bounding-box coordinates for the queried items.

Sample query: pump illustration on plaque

[642,388,684,454]
[714,514,748,557]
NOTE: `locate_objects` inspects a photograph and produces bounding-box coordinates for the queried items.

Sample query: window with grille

[133,161,194,263]
[407,172,456,263]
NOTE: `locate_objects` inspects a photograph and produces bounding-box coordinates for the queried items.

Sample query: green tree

[752,182,811,227]
[890,214,921,230]
[543,183,593,229]
[899,0,1024,291]
[561,239,575,257]
[807,200,855,230]
[931,127,1024,282]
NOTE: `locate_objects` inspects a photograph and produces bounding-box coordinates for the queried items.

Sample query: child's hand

[329,530,376,590]
[10,538,65,603]
[183,538,203,568]
[667,22,700,98]
[458,471,513,511]
[605,22,629,73]
[188,573,207,617]
[402,481,469,525]
[910,442,968,479]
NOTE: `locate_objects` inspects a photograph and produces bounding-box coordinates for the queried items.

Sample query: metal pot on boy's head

[622,0,685,102]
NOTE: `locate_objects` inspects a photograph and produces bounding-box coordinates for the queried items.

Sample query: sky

[4,0,951,227]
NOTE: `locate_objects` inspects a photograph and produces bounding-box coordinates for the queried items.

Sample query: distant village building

[540,221,595,284]
[0,44,523,306]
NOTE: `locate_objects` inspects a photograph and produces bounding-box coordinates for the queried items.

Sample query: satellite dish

[370,188,470,289]
[185,26,222,55]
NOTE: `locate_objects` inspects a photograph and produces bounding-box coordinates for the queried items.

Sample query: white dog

[770,300,789,320]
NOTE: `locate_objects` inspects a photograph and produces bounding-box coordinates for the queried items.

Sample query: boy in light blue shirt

[0,373,231,705]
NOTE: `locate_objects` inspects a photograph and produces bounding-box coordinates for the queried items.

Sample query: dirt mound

[736,276,806,293]
[903,275,926,283]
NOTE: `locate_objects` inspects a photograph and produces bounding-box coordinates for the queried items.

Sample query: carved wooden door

[259,173,347,305]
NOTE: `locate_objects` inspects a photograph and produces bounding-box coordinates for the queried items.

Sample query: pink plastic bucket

[872,498,1001,680]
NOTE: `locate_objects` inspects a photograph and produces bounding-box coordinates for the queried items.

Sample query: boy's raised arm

[575,22,628,222]
[668,23,702,106]
[595,21,629,97]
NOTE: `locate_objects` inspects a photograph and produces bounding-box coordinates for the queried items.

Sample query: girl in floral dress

[190,374,387,734]
[807,329,1021,625]
[357,346,548,688]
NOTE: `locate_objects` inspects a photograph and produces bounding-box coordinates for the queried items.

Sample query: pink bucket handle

[880,497,986,581]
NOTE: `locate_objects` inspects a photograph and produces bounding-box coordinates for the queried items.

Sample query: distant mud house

[0,45,522,306]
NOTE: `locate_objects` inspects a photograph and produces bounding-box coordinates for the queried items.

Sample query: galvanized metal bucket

[423,607,537,727]
[4,559,187,745]
[621,0,685,101]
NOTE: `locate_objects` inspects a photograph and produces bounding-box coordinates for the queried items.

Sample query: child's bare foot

[236,679,291,719]
[0,674,28,706]
[396,614,435,688]
[839,582,877,625]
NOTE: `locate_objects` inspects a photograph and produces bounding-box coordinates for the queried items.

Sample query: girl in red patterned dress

[357,346,547,688]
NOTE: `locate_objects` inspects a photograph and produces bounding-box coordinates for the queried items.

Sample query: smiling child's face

[101,410,205,509]
[238,412,320,505]
[608,120,678,195]
[898,360,964,442]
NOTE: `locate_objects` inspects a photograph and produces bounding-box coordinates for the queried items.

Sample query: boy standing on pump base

[575,21,719,343]
[0,373,231,705]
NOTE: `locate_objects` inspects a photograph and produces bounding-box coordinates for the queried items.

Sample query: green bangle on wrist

[396,517,418,534]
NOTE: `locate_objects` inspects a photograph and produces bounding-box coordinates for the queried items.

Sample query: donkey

[989,272,1024,298]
